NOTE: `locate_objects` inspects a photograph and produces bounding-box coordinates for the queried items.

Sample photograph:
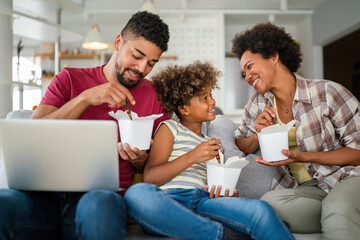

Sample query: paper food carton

[257,120,295,162]
[109,110,163,150]
[206,152,249,196]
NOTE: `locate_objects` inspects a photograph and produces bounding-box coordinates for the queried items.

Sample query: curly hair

[231,22,302,73]
[152,61,220,118]
[121,11,169,52]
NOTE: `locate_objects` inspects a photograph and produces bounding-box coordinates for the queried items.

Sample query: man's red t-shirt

[40,66,169,194]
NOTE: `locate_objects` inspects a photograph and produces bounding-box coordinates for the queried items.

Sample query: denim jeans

[0,189,127,239]
[125,183,294,240]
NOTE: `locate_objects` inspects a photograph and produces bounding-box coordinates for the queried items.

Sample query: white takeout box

[109,110,163,150]
[257,120,295,162]
[206,152,249,196]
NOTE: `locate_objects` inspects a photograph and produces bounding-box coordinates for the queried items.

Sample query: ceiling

[11,0,327,48]
[13,0,327,13]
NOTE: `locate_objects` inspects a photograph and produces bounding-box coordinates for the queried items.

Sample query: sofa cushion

[207,115,244,160]
[6,110,34,120]
[237,152,276,199]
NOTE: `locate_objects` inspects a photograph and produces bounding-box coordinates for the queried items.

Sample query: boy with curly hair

[125,61,294,240]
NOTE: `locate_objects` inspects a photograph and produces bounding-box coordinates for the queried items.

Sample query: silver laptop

[0,119,120,191]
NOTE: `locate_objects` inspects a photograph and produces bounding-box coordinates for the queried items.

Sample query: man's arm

[31,94,89,119]
[32,81,135,119]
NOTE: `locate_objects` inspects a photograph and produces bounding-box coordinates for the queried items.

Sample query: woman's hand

[255,156,295,166]
[254,107,276,133]
[203,185,239,198]
[255,149,309,166]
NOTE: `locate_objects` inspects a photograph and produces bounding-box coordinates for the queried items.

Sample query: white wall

[312,46,324,79]
[223,15,312,112]
[311,0,360,80]
[62,13,227,109]
[313,0,360,45]
[150,13,226,109]
[13,1,360,114]
[0,0,13,118]
[224,16,263,112]
[296,16,313,78]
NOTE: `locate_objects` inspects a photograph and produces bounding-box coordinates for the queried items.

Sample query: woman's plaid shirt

[235,75,360,193]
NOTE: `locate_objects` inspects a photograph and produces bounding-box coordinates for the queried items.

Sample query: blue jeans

[0,189,127,239]
[125,183,294,240]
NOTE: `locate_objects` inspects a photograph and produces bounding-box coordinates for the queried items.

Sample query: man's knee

[76,190,127,239]
[0,189,31,216]
[0,190,20,216]
[78,190,126,214]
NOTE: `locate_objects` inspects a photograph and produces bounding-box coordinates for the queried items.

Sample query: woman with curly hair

[124,61,294,240]
[232,22,360,239]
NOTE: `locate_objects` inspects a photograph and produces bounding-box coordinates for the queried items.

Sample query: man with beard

[0,11,169,240]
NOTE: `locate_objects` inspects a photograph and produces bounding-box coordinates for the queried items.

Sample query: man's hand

[118,142,150,172]
[80,81,135,108]
[203,185,239,198]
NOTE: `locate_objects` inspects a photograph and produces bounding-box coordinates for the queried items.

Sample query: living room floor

[126,224,320,240]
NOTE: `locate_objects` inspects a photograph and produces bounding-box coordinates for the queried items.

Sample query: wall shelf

[40,76,54,82]
[12,81,42,90]
[34,52,101,59]
[225,52,236,58]
[160,55,178,60]
[34,53,177,60]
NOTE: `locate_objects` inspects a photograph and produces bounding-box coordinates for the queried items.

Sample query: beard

[115,62,143,88]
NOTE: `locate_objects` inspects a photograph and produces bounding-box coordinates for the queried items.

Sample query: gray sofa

[0,110,320,239]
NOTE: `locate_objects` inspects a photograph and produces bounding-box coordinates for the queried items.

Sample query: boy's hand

[190,138,221,164]
[203,185,239,198]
